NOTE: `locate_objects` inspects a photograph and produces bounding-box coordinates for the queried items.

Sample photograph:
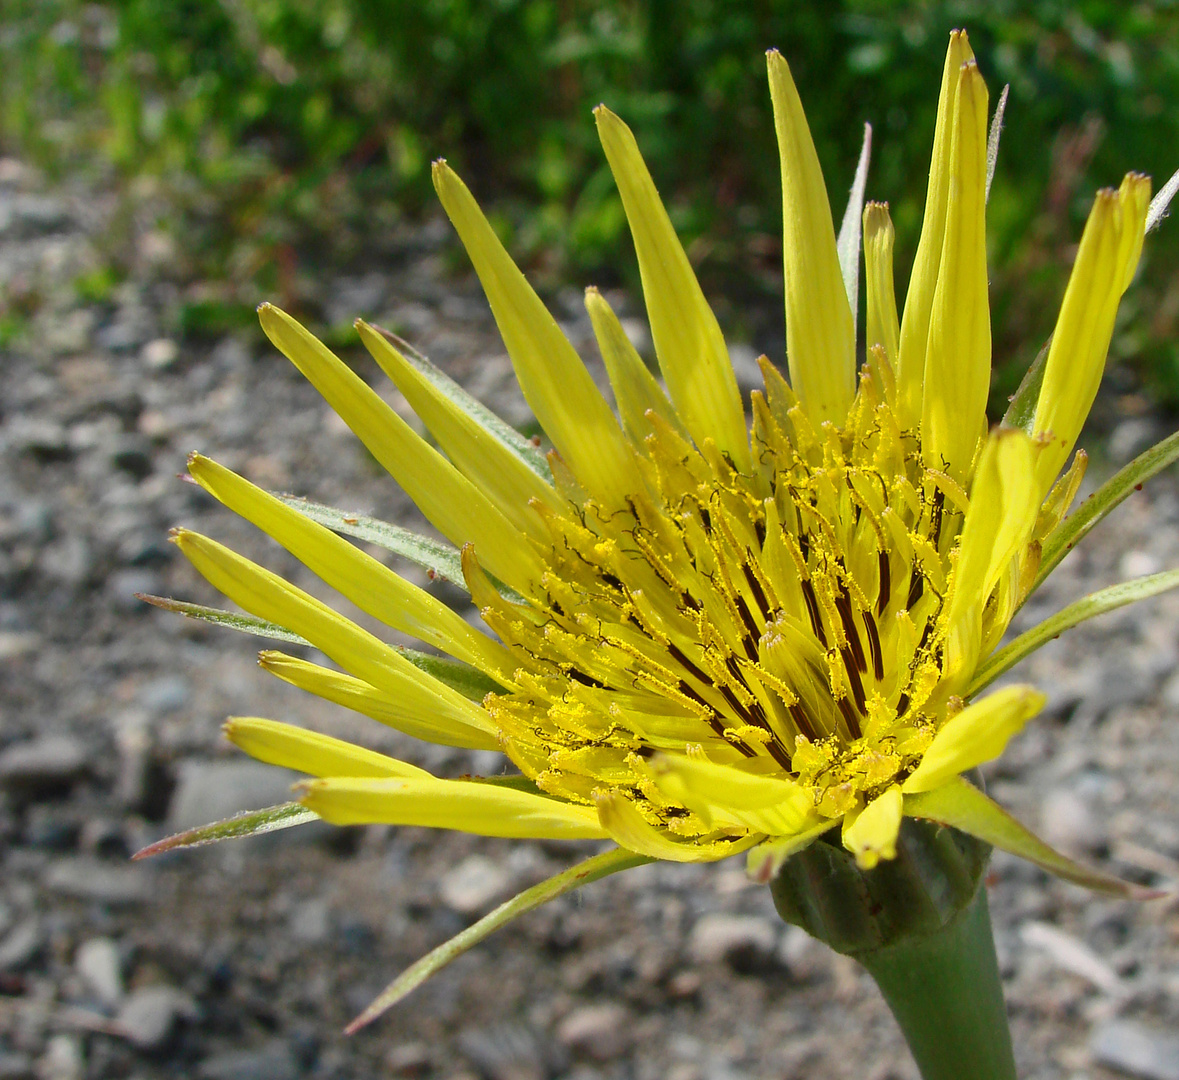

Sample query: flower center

[471,369,969,833]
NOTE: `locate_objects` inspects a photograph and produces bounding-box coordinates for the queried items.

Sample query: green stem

[858,885,1016,1080]
[769,819,1016,1080]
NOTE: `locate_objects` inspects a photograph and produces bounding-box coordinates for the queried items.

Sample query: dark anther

[838,696,863,739]
[601,572,624,591]
[895,692,910,717]
[743,563,772,620]
[699,507,712,532]
[863,611,885,682]
[931,487,945,547]
[835,591,867,674]
[906,569,924,610]
[754,518,767,546]
[567,669,607,689]
[800,580,828,647]
[733,595,761,654]
[680,590,702,612]
[668,641,713,685]
[877,551,891,615]
[798,531,810,561]
[789,702,818,743]
[840,646,868,714]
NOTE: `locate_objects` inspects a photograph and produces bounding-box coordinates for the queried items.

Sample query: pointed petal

[137,593,310,646]
[766,49,856,426]
[594,791,760,862]
[345,847,650,1031]
[258,303,542,594]
[863,201,900,368]
[431,162,644,506]
[902,685,1045,794]
[971,570,1179,695]
[594,106,751,471]
[188,454,513,678]
[837,123,873,338]
[132,803,318,860]
[299,775,607,839]
[649,753,814,834]
[842,784,903,869]
[257,651,500,748]
[356,321,564,536]
[1032,174,1151,493]
[945,429,1039,678]
[921,59,990,482]
[584,286,685,443]
[1033,429,1179,593]
[745,818,839,884]
[223,717,433,779]
[905,777,1163,898]
[172,530,500,749]
[896,30,976,430]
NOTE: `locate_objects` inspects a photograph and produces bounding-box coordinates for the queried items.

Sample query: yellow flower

[148,30,1179,1024]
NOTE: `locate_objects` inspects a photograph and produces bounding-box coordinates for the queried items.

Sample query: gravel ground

[2,155,1178,1080]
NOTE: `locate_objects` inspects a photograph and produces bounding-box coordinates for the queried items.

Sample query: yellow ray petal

[863,201,900,374]
[766,50,855,427]
[896,30,976,431]
[584,286,685,444]
[355,321,564,536]
[300,776,607,839]
[431,161,644,507]
[188,454,514,679]
[257,651,500,750]
[945,429,1039,679]
[902,684,1045,794]
[1032,174,1150,494]
[594,791,759,862]
[594,106,751,472]
[921,59,990,483]
[224,717,432,779]
[173,530,500,749]
[841,784,903,869]
[257,303,541,595]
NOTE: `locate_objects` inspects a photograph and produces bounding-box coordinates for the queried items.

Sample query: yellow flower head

[155,31,1176,991]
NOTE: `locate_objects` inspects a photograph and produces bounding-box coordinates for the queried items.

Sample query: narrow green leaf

[274,495,466,587]
[139,594,502,700]
[972,569,1179,695]
[132,802,318,859]
[1033,429,1179,593]
[345,847,652,1033]
[905,778,1162,899]
[367,323,552,482]
[1000,337,1049,433]
[137,594,311,645]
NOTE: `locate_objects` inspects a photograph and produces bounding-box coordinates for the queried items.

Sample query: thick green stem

[769,819,1016,1080]
[858,885,1015,1080]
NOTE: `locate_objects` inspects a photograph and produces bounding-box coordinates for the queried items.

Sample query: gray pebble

[44,857,150,906]
[1091,1018,1179,1080]
[438,854,511,915]
[1039,787,1106,854]
[116,985,198,1050]
[197,1040,299,1080]
[0,919,43,971]
[688,913,779,970]
[460,1023,547,1080]
[74,936,123,1007]
[0,735,88,795]
[0,1051,34,1079]
[556,1003,632,1061]
[35,1035,82,1080]
[167,761,302,833]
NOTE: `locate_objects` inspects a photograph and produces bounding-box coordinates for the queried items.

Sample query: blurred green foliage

[4,0,1179,408]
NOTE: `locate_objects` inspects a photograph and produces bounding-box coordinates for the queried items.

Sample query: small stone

[0,919,43,971]
[556,1003,632,1061]
[438,854,511,915]
[167,761,302,833]
[1091,1018,1179,1080]
[35,1034,82,1080]
[0,736,88,795]
[116,985,197,1050]
[141,338,179,370]
[137,676,191,716]
[0,1051,33,1079]
[1039,788,1106,854]
[385,1042,433,1077]
[196,1040,298,1080]
[75,937,123,1007]
[1109,418,1161,464]
[688,914,779,971]
[44,858,150,906]
[460,1024,546,1080]
[288,898,331,944]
